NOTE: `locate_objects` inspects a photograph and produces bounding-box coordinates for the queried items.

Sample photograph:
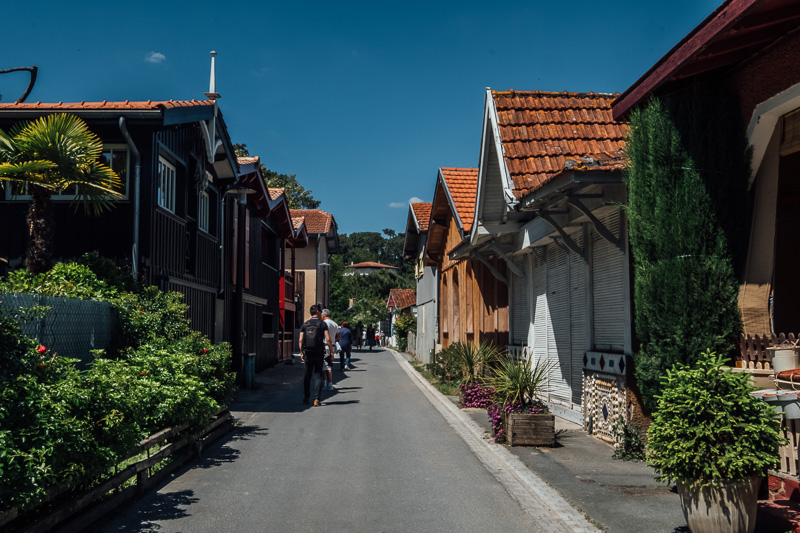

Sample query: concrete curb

[389,349,600,533]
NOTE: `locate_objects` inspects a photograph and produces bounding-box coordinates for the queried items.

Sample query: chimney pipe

[204,51,221,99]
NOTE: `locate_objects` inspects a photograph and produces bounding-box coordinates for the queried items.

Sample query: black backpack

[302,318,326,352]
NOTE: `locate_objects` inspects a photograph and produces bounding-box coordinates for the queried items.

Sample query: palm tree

[0,114,123,274]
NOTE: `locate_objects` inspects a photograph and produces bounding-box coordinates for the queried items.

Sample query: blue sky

[1,0,722,236]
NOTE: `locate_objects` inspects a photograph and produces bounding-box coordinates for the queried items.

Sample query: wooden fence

[740,332,800,369]
[0,408,232,533]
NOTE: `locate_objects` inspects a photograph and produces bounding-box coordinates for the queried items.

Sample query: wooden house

[452,90,631,434]
[425,167,509,349]
[403,202,438,362]
[227,157,307,371]
[0,100,239,340]
[287,209,339,322]
[387,287,416,347]
[612,0,800,371]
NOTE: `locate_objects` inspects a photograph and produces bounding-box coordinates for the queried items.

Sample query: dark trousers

[303,352,324,400]
[339,346,351,370]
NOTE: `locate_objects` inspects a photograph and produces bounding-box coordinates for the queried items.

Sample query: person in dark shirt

[339,321,353,370]
[299,304,334,406]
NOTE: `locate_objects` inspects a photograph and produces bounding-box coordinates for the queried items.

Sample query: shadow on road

[100,489,198,532]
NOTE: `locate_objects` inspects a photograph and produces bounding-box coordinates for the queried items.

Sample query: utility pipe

[119,117,141,281]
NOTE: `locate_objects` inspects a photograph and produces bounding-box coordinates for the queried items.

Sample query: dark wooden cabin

[0,100,240,341]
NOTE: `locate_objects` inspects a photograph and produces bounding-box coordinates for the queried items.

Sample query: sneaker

[344,365,351,370]
[329,383,336,391]
[313,399,321,407]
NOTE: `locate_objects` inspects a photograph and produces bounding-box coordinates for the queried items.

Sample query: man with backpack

[299,304,335,406]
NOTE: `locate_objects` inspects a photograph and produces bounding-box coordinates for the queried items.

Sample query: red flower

[202,349,208,354]
[140,309,145,312]
[38,363,44,367]
[141,371,147,375]
[37,345,46,354]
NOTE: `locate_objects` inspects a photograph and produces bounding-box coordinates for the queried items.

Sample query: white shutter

[510,255,529,345]
[531,250,548,373]
[592,210,626,352]
[568,229,588,409]
[546,242,572,406]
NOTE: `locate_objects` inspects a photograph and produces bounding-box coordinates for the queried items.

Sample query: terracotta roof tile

[289,209,334,234]
[492,90,628,198]
[238,156,259,165]
[387,288,416,310]
[347,262,398,270]
[267,188,284,201]
[411,202,432,232]
[0,99,215,111]
[440,167,478,232]
[292,216,305,230]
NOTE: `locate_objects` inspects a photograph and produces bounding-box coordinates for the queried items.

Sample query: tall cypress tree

[625,98,745,413]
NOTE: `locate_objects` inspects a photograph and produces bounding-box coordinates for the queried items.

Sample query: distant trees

[233,144,319,209]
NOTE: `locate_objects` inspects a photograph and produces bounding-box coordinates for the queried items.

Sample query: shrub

[491,354,552,408]
[78,251,137,293]
[393,313,416,352]
[112,286,190,350]
[0,261,118,300]
[451,341,501,385]
[487,400,548,443]
[611,416,646,462]
[647,349,783,487]
[426,344,462,383]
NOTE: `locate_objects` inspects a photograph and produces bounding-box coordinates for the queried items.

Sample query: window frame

[157,156,177,213]
[198,190,210,233]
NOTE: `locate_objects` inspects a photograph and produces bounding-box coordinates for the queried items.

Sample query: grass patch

[408,357,460,396]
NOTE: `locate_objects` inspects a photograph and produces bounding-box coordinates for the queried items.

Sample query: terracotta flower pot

[677,475,760,533]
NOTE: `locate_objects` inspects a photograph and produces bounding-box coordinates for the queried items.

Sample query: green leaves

[491,354,553,408]
[646,349,784,487]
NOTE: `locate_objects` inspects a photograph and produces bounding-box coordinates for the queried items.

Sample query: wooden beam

[488,243,524,278]
[539,211,586,262]
[476,256,508,285]
[567,198,624,253]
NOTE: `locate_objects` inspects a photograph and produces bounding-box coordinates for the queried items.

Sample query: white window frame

[198,190,210,233]
[157,156,176,213]
[4,144,130,201]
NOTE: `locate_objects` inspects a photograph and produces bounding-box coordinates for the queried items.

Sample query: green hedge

[0,259,236,510]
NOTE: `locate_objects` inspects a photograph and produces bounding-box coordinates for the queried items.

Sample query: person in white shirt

[321,309,340,391]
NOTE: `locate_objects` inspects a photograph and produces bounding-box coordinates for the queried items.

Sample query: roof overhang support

[476,256,508,286]
[567,198,624,253]
[539,211,586,262]
[488,243,524,278]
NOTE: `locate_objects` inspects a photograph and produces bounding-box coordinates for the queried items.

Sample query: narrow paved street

[98,347,552,532]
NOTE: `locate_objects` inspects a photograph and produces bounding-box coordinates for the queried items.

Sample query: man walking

[321,309,340,390]
[299,304,335,406]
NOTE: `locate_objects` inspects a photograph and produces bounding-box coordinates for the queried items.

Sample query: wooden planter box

[505,413,556,446]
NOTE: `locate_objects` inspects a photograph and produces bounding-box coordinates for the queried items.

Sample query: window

[262,312,274,336]
[198,191,210,232]
[157,157,176,213]
[5,144,129,200]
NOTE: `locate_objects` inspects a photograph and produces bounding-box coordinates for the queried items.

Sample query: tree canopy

[233,143,319,209]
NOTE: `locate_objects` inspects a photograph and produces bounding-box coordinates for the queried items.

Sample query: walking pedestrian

[355,321,363,351]
[299,304,334,406]
[366,324,374,351]
[339,321,353,370]
[321,309,340,390]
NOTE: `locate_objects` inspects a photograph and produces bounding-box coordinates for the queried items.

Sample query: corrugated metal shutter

[510,255,529,345]
[568,229,588,408]
[592,210,625,352]
[546,242,572,406]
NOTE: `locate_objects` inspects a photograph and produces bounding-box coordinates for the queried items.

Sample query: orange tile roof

[0,99,216,111]
[292,216,305,230]
[238,156,259,165]
[387,288,416,310]
[411,202,432,232]
[347,262,398,270]
[440,167,478,232]
[290,209,334,234]
[492,90,628,198]
[267,188,284,201]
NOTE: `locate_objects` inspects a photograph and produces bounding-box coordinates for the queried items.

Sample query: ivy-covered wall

[624,82,751,413]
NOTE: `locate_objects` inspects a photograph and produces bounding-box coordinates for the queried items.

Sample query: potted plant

[647,349,784,533]
[490,354,555,446]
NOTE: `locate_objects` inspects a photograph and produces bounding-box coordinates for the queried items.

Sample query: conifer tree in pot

[647,350,784,533]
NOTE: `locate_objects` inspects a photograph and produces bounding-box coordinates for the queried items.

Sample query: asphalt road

[97,347,545,532]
